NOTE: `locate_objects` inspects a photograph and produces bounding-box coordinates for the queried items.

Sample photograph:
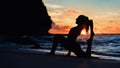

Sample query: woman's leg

[69,43,86,57]
[50,35,87,57]
[50,34,67,55]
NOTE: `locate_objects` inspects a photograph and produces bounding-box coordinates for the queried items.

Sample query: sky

[43,0,120,34]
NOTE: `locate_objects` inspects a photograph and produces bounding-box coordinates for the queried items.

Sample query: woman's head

[76,15,90,34]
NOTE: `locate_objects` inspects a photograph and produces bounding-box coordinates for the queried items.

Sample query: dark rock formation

[0,0,52,36]
[0,0,53,48]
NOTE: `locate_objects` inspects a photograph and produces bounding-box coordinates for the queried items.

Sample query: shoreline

[19,48,120,61]
[0,46,120,68]
[0,45,120,61]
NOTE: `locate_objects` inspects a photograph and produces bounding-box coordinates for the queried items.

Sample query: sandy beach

[0,46,120,68]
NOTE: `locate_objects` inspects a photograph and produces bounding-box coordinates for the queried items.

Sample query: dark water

[88,34,120,57]
[0,34,120,58]
[32,34,120,57]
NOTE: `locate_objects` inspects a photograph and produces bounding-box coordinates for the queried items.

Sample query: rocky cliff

[1,0,52,36]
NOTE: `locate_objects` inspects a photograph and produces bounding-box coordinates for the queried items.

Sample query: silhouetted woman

[50,15,95,57]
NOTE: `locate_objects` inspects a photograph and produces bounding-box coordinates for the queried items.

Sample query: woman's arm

[86,19,95,57]
[89,20,95,39]
[87,19,95,44]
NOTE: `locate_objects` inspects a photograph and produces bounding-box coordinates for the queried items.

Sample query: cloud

[44,3,65,16]
[45,3,81,17]
[49,23,71,34]
[44,4,64,9]
[46,5,82,34]
[64,9,80,17]
[50,8,81,28]
[101,26,120,34]
[48,9,65,16]
[45,4,81,27]
[93,11,120,20]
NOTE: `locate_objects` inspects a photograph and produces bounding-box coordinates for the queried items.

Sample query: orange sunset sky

[43,0,120,34]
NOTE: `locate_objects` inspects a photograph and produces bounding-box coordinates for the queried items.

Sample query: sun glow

[81,29,87,35]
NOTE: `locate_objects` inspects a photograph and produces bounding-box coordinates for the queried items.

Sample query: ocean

[0,34,120,60]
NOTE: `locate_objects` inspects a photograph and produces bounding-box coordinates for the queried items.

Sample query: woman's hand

[91,32,95,38]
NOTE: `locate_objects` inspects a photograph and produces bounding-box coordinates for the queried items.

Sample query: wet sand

[0,47,120,68]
